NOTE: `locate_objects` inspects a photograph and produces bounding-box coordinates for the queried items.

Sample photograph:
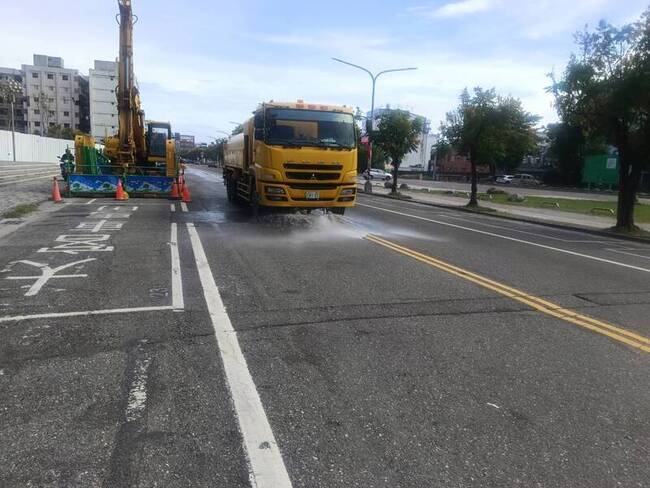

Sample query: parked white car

[366,169,392,181]
[496,175,514,184]
[496,174,541,185]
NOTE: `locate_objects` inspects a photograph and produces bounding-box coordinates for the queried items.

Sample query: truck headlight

[265,186,285,194]
[340,188,356,195]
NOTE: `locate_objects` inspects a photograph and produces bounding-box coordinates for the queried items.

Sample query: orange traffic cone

[115,179,129,201]
[181,183,191,203]
[51,177,63,203]
[170,180,180,199]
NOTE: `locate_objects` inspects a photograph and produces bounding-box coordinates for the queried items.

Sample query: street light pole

[331,58,417,193]
[10,96,16,162]
[1,80,22,162]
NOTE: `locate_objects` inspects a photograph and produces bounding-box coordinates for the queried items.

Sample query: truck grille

[286,171,341,181]
[288,183,338,190]
[284,163,343,171]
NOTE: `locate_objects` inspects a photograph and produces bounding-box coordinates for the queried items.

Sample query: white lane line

[180,202,188,212]
[86,198,97,205]
[0,305,175,323]
[170,223,184,310]
[437,212,617,243]
[606,248,650,261]
[186,223,292,488]
[170,203,176,212]
[357,202,650,274]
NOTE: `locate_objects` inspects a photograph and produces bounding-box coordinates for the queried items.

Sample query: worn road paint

[358,202,650,274]
[125,351,152,422]
[4,258,96,296]
[186,222,293,488]
[170,223,184,310]
[0,305,176,323]
[180,202,188,213]
[366,234,650,353]
[170,203,176,212]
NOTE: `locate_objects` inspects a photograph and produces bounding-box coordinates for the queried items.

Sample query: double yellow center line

[366,234,650,353]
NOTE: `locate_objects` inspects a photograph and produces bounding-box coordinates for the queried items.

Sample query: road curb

[361,191,650,245]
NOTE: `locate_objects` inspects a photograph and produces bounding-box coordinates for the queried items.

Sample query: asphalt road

[1,164,649,487]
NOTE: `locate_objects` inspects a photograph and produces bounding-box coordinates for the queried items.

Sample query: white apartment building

[22,55,82,135]
[89,60,118,141]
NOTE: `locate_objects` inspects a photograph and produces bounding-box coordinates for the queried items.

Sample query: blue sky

[1,0,647,142]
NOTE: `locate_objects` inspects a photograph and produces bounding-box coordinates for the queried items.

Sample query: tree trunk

[469,152,478,206]
[615,142,639,230]
[392,163,399,194]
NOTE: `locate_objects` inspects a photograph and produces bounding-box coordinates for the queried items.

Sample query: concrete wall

[0,129,72,162]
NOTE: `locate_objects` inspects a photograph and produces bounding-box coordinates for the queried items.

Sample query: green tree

[438,87,538,205]
[545,123,585,186]
[372,109,423,194]
[549,9,650,230]
[46,124,75,140]
[205,138,227,165]
[231,124,244,136]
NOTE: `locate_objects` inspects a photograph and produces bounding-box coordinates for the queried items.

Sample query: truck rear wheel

[330,207,345,215]
[225,173,236,203]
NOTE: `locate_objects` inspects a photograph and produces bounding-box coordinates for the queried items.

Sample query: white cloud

[408,0,497,19]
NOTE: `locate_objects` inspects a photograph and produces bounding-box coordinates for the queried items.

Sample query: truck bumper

[257,182,357,208]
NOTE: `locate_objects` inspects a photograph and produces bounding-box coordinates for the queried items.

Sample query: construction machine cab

[147,121,172,159]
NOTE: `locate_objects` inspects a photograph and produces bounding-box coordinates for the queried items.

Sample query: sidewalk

[362,182,650,234]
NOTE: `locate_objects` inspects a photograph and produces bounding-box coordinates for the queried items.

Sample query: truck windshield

[265,108,355,149]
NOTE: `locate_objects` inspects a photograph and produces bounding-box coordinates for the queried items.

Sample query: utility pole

[331,58,417,193]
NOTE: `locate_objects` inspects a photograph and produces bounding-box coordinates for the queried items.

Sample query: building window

[49,122,55,127]
[32,84,39,90]
[64,123,70,128]
[32,72,38,78]
[34,109,40,115]
[48,111,55,117]
[47,73,54,80]
[48,98,54,103]
[74,112,79,118]
[63,87,69,93]
[62,75,69,81]
[63,111,69,116]
[34,121,40,127]
[48,86,54,92]
[34,97,39,103]
[62,97,69,104]
[74,88,79,93]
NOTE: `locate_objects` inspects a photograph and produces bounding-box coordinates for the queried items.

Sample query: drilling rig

[70,0,178,197]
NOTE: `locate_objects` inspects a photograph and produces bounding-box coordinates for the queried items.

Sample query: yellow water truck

[223,100,358,214]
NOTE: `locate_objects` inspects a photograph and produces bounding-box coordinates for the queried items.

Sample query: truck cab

[224,101,358,214]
